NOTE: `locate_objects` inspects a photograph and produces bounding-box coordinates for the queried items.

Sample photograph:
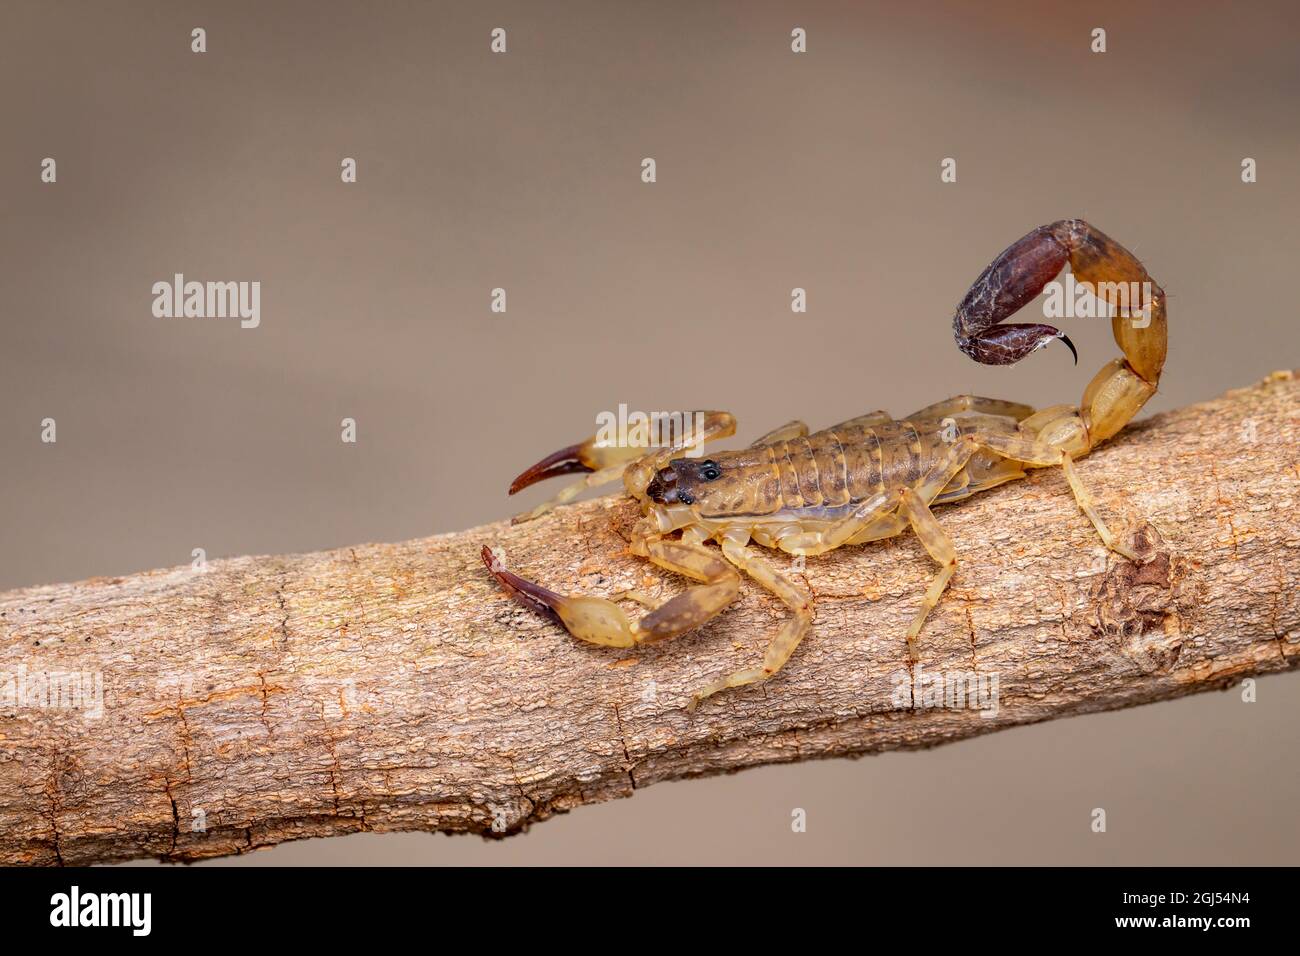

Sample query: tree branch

[1,372,1297,865]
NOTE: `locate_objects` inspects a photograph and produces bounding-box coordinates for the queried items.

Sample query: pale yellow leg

[1061,454,1139,560]
[970,414,1137,560]
[914,435,979,505]
[690,535,813,710]
[827,410,893,430]
[961,406,1138,561]
[899,489,958,661]
[906,394,1035,422]
[608,589,664,610]
[971,430,1063,467]
[751,420,808,446]
[776,489,904,556]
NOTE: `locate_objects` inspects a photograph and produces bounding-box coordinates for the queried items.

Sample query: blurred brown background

[2,0,1297,864]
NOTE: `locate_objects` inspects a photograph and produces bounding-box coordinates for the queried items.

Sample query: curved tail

[953,219,1166,445]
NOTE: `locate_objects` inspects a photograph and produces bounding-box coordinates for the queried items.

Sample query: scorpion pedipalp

[506,435,644,524]
[481,541,740,651]
[508,443,594,495]
[481,546,565,625]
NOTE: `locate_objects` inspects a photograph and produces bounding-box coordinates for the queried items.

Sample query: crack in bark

[612,702,638,790]
[963,599,978,669]
[175,697,193,783]
[163,778,180,855]
[44,757,64,867]
[317,704,343,816]
[257,671,274,735]
[1207,459,1240,559]
[502,755,539,832]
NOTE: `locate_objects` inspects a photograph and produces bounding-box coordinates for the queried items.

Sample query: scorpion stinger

[484,221,1166,710]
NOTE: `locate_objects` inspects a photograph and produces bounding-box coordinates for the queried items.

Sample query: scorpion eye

[700,462,721,481]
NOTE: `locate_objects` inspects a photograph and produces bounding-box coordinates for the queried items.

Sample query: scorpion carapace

[484,220,1167,709]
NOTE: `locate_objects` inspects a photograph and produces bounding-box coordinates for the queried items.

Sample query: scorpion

[483,220,1167,709]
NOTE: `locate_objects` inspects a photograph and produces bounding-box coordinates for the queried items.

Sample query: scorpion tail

[953,219,1166,445]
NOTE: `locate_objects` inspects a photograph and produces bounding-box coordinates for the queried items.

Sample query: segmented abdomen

[766,421,936,509]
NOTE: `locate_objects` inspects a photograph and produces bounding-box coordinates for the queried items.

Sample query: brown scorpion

[483,220,1167,709]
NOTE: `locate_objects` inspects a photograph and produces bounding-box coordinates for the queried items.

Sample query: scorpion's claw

[507,434,656,523]
[508,413,737,523]
[508,434,652,496]
[508,443,593,495]
[481,546,563,624]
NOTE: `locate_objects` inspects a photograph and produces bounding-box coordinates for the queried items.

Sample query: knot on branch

[1090,523,1188,673]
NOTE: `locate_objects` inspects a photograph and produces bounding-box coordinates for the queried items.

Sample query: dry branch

[1,373,1298,865]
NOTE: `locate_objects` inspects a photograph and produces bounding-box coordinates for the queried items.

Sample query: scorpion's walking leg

[826,410,893,431]
[751,420,808,446]
[898,437,980,655]
[906,395,1035,422]
[971,423,1140,560]
[775,489,904,556]
[481,537,739,649]
[899,488,958,661]
[689,533,813,710]
[1060,454,1135,559]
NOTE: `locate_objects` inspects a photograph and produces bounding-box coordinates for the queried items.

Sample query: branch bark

[1,373,1298,865]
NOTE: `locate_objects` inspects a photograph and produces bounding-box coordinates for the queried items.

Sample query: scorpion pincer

[483,220,1167,710]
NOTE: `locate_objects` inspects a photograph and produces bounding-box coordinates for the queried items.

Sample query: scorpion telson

[485,220,1167,710]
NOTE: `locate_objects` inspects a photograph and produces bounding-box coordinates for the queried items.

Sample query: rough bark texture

[1,373,1297,865]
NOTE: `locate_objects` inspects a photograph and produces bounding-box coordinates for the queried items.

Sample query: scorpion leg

[751,420,808,446]
[607,589,664,610]
[776,489,904,556]
[690,533,813,710]
[907,395,1034,422]
[828,410,892,430]
[971,418,1139,560]
[895,439,978,656]
[481,537,739,650]
[775,438,977,659]
[899,488,958,661]
[1061,454,1138,560]
[915,435,980,504]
